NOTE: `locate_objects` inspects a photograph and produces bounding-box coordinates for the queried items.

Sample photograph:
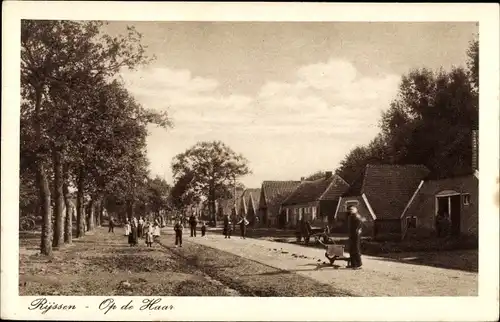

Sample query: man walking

[347,205,366,270]
[189,214,198,237]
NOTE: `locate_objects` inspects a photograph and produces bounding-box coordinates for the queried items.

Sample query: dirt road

[186,230,478,296]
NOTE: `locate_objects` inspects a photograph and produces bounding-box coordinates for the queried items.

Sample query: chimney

[325,171,333,178]
[472,130,478,171]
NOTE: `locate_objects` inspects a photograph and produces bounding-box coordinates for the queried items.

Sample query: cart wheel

[328,256,337,265]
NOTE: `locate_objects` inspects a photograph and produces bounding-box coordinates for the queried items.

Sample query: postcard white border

[2,2,499,321]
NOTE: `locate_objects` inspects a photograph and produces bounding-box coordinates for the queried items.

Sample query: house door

[437,197,449,215]
[278,210,286,228]
[450,195,461,236]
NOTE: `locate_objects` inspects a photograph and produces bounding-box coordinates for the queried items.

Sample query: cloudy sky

[103,22,477,188]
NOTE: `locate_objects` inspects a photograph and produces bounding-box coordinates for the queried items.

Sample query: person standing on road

[108,216,115,233]
[174,220,184,247]
[237,215,249,239]
[223,215,232,239]
[189,214,198,237]
[152,222,161,244]
[129,220,138,247]
[145,221,154,247]
[138,216,144,239]
[201,222,207,237]
[347,205,366,269]
[124,218,130,236]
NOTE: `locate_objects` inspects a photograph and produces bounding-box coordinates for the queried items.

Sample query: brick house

[334,164,430,237]
[401,130,479,240]
[238,188,261,226]
[258,180,301,227]
[281,172,349,229]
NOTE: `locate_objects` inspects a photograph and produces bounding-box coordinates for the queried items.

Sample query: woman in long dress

[128,220,138,246]
[145,222,154,247]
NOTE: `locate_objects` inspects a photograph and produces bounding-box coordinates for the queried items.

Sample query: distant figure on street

[237,216,249,239]
[189,214,198,237]
[347,205,366,269]
[108,216,115,233]
[223,215,232,239]
[124,219,131,236]
[145,221,154,247]
[152,222,161,244]
[201,222,207,237]
[174,220,184,247]
[138,217,144,239]
[128,220,138,247]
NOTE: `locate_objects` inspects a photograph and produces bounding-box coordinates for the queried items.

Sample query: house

[258,180,301,227]
[217,187,244,219]
[401,174,478,239]
[334,164,430,237]
[238,188,261,226]
[401,130,479,240]
[281,172,349,229]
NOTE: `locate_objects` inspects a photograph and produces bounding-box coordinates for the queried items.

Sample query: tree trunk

[88,199,95,231]
[63,173,72,244]
[52,150,65,248]
[76,168,85,238]
[96,200,101,227]
[209,183,216,225]
[33,87,52,256]
[127,200,135,221]
[37,162,53,256]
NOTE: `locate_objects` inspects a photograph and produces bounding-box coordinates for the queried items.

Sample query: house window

[406,216,417,229]
[312,207,317,220]
[344,200,359,211]
[463,194,471,206]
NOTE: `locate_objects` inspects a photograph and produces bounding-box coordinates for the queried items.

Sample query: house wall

[319,199,340,226]
[334,196,374,236]
[374,219,401,235]
[403,175,478,238]
[282,201,321,228]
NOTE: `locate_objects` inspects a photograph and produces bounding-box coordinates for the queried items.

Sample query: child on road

[152,222,161,244]
[201,222,207,237]
[145,221,154,247]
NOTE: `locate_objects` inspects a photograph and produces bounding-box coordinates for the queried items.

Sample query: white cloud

[120,59,401,187]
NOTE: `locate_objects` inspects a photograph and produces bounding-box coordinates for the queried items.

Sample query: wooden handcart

[324,243,351,266]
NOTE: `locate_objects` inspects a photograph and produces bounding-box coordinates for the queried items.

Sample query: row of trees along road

[20,21,171,256]
[170,141,250,223]
[335,39,479,184]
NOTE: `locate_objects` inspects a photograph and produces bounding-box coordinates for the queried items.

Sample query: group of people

[223,214,249,239]
[124,217,161,247]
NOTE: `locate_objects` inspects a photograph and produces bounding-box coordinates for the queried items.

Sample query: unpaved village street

[187,229,478,296]
[20,226,477,297]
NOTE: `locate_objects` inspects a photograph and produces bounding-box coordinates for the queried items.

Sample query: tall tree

[21,20,165,251]
[171,141,251,223]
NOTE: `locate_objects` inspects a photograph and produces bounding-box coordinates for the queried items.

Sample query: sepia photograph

[2,2,499,321]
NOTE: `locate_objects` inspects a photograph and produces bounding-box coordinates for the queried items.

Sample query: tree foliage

[336,39,479,183]
[20,20,171,254]
[171,141,250,219]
